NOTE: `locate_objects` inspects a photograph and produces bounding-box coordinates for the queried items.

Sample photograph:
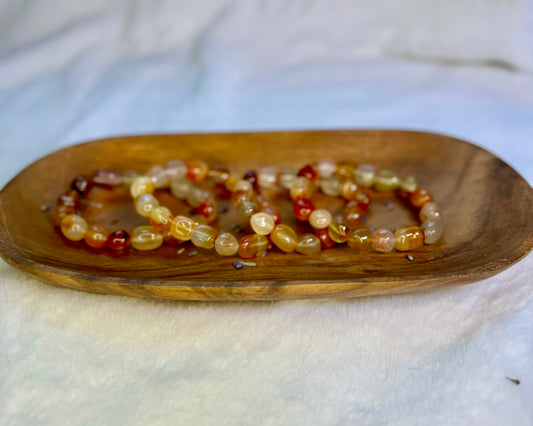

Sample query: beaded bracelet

[53,159,443,259]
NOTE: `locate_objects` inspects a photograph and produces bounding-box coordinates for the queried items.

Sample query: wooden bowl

[0,130,531,301]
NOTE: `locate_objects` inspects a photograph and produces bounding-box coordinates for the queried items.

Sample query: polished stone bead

[371,229,395,252]
[162,228,185,246]
[131,226,164,251]
[130,176,155,198]
[234,179,253,193]
[309,208,332,229]
[70,175,90,195]
[335,162,356,180]
[186,160,209,182]
[261,205,282,225]
[196,199,218,223]
[61,214,88,241]
[84,224,109,249]
[239,200,259,218]
[208,167,230,184]
[92,168,122,187]
[258,166,280,189]
[373,170,401,191]
[52,205,76,227]
[149,206,174,230]
[409,188,434,209]
[106,230,131,250]
[343,201,366,226]
[340,180,359,201]
[250,212,275,235]
[421,218,443,244]
[170,216,197,241]
[215,232,240,256]
[238,234,269,258]
[231,189,253,206]
[419,202,441,221]
[135,193,159,217]
[121,170,142,187]
[271,224,298,253]
[394,226,425,251]
[243,170,260,192]
[347,228,372,251]
[315,159,336,178]
[315,228,336,249]
[328,220,349,243]
[187,187,212,208]
[353,164,376,187]
[293,197,315,221]
[170,179,193,199]
[146,165,169,188]
[164,159,187,181]
[191,225,218,249]
[319,176,341,197]
[297,164,318,182]
[296,234,321,255]
[400,176,418,193]
[290,176,313,200]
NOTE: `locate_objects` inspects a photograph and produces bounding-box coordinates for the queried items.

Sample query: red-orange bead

[186,160,209,182]
[354,191,371,211]
[315,228,336,249]
[297,164,318,182]
[343,201,366,226]
[84,224,109,249]
[107,230,131,250]
[293,197,315,221]
[238,234,268,259]
[409,188,434,209]
[196,199,218,223]
[393,226,425,251]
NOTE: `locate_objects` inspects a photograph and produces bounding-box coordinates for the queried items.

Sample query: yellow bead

[258,166,280,189]
[400,176,418,193]
[393,226,425,251]
[347,228,372,251]
[170,179,193,199]
[170,216,197,241]
[353,164,375,187]
[419,202,441,221]
[373,170,401,191]
[61,214,88,241]
[309,209,332,229]
[371,229,395,252]
[215,232,239,256]
[131,226,163,251]
[319,177,341,197]
[328,220,348,243]
[191,225,218,249]
[271,224,298,253]
[296,234,321,255]
[130,176,155,198]
[149,206,173,227]
[290,176,313,200]
[135,193,159,217]
[250,212,275,235]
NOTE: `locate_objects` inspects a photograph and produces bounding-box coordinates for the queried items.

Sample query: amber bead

[208,166,230,184]
[293,197,315,221]
[328,220,348,243]
[196,199,218,223]
[149,206,173,230]
[57,190,80,210]
[261,205,282,225]
[347,228,372,251]
[250,212,275,235]
[186,160,209,182]
[409,188,434,209]
[192,214,208,225]
[107,230,131,250]
[353,164,376,187]
[191,225,218,249]
[231,189,253,206]
[343,201,366,226]
[131,226,164,251]
[335,162,356,180]
[290,177,313,200]
[52,205,76,227]
[271,224,298,253]
[354,191,371,211]
[61,214,88,241]
[297,164,318,182]
[224,175,240,192]
[296,234,321,255]
[371,229,394,252]
[340,180,359,201]
[215,232,239,256]
[374,170,401,191]
[171,216,197,241]
[315,228,336,249]
[135,193,159,217]
[394,226,425,251]
[315,159,336,179]
[419,202,441,221]
[130,176,155,198]
[71,175,90,195]
[84,224,109,249]
[238,234,268,258]
[243,170,260,192]
[258,166,280,189]
[309,209,332,229]
[421,218,443,244]
[92,168,122,187]
[319,176,341,197]
[170,179,193,200]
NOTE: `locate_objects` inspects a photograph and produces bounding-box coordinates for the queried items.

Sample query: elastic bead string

[53,160,444,258]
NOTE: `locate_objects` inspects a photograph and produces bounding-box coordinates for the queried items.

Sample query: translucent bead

[262,205,282,225]
[215,232,239,256]
[319,176,341,197]
[52,205,75,227]
[335,162,356,180]
[315,159,336,178]
[238,234,269,258]
[400,176,418,193]
[92,168,122,187]
[196,199,218,223]
[279,169,298,190]
[107,230,131,250]
[290,176,313,200]
[371,229,395,252]
[297,164,318,182]
[421,218,444,244]
[271,224,298,253]
[354,164,376,187]
[409,188,434,209]
[162,228,184,246]
[293,197,315,221]
[135,193,159,217]
[61,214,88,241]
[149,206,173,229]
[250,212,275,235]
[328,220,348,243]
[131,226,164,251]
[186,187,212,208]
[234,179,253,193]
[394,226,425,251]
[146,165,169,189]
[191,225,218,249]
[165,159,187,181]
[170,179,193,199]
[231,189,253,206]
[343,201,366,226]
[243,171,259,192]
[373,170,401,191]
[224,175,240,192]
[239,200,259,218]
[121,170,142,187]
[130,176,155,198]
[84,224,109,249]
[419,202,441,221]
[296,234,321,255]
[186,160,209,182]
[340,180,360,201]
[347,228,372,251]
[170,216,197,241]
[315,228,336,249]
[309,209,332,229]
[208,167,230,184]
[70,175,90,195]
[258,166,280,189]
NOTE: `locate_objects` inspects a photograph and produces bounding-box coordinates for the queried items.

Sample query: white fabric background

[1,1,532,425]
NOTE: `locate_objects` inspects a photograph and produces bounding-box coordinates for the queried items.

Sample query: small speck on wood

[406,254,414,261]
[505,376,520,385]
[40,204,50,212]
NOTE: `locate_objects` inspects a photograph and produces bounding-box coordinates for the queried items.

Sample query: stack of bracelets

[52,159,443,259]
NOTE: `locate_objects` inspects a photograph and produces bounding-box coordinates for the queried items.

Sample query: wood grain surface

[0,130,532,301]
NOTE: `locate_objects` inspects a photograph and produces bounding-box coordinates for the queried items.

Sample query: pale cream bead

[419,202,441,221]
[373,170,401,191]
[258,166,280,189]
[315,159,336,178]
[165,159,187,181]
[130,176,155,198]
[135,193,159,217]
[290,176,313,200]
[170,216,197,241]
[131,226,163,251]
[191,225,218,249]
[234,179,253,193]
[170,179,193,199]
[149,206,173,227]
[186,187,212,208]
[215,232,239,256]
[121,170,142,186]
[146,165,170,188]
[61,214,88,241]
[319,176,341,197]
[353,164,376,187]
[250,212,275,235]
[400,176,418,193]
[308,209,332,229]
[421,218,443,244]
[279,169,297,190]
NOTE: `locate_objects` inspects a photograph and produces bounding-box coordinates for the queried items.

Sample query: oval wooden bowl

[0,130,532,301]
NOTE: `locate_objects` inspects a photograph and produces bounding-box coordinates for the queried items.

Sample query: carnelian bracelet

[53,159,443,259]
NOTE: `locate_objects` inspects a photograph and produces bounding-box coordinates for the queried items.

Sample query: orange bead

[84,224,109,249]
[342,201,366,226]
[371,229,394,252]
[340,180,359,201]
[347,228,372,251]
[186,160,209,182]
[271,224,298,253]
[409,188,434,209]
[290,177,313,200]
[394,226,425,251]
[238,234,268,259]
